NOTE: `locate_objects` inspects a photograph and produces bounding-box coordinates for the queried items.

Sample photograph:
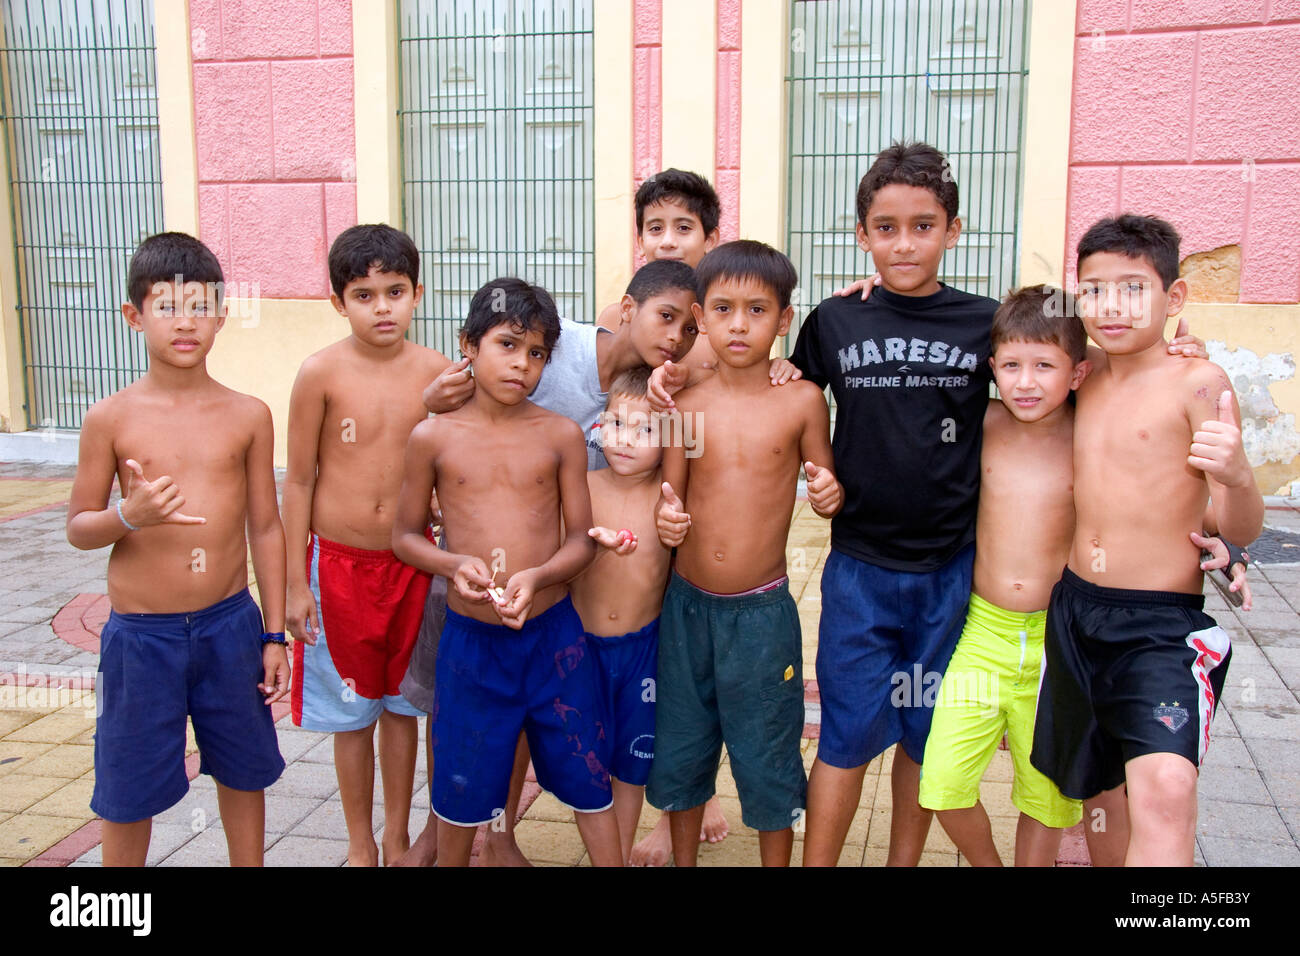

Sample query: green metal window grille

[398,0,595,357]
[784,0,1029,350]
[1,0,163,430]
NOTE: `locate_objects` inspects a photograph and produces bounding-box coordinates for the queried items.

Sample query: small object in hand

[617,529,633,545]
[1201,549,1245,608]
[489,585,507,605]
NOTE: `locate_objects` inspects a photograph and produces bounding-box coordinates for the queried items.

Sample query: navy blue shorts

[91,589,285,823]
[815,544,974,769]
[588,618,659,787]
[431,596,613,826]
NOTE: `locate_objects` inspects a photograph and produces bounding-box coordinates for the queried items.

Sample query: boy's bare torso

[429,401,575,622]
[308,340,447,549]
[973,400,1076,612]
[673,377,821,593]
[99,381,259,613]
[1070,356,1224,594]
[570,468,668,636]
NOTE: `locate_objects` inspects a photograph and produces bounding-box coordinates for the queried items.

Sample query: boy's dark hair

[694,240,799,310]
[461,277,561,359]
[1076,213,1181,291]
[127,232,224,310]
[856,141,959,227]
[625,260,697,304]
[634,169,721,237]
[328,223,420,297]
[991,285,1087,363]
[607,365,652,405]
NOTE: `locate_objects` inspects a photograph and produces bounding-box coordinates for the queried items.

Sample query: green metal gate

[0,0,163,429]
[785,0,1029,343]
[398,0,595,357]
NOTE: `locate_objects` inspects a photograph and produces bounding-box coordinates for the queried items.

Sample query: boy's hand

[259,643,291,703]
[648,361,689,413]
[494,569,538,630]
[804,461,843,517]
[1191,531,1253,611]
[589,526,638,555]
[834,274,882,300]
[768,358,804,386]
[424,357,476,414]
[1168,316,1208,359]
[657,482,691,547]
[452,555,496,605]
[286,583,320,646]
[120,459,206,527]
[1189,391,1253,487]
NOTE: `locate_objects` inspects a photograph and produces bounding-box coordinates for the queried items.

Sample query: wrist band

[262,631,287,645]
[1226,541,1249,570]
[116,499,139,532]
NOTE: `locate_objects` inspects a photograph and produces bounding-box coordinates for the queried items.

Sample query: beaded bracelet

[116,499,140,532]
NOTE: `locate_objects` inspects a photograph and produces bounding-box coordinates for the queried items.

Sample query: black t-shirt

[790,283,997,572]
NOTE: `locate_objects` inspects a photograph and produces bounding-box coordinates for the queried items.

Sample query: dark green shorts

[645,573,807,831]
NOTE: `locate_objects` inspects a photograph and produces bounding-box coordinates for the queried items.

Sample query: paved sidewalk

[2,460,1298,866]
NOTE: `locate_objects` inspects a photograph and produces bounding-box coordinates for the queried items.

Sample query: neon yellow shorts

[918,593,1082,828]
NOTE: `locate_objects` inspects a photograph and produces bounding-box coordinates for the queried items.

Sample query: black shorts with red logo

[1030,568,1232,801]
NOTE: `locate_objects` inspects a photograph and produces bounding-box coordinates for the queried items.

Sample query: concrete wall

[1067,0,1300,492]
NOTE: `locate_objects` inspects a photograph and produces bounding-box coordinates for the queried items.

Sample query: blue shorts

[815,544,974,769]
[431,596,613,826]
[91,589,285,823]
[588,619,659,787]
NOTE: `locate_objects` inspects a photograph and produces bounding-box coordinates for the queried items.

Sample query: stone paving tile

[1197,799,1293,844]
[24,774,95,818]
[274,726,329,763]
[272,759,342,800]
[1197,765,1274,805]
[1198,835,1300,867]
[0,772,65,812]
[0,813,82,861]
[264,834,349,867]
[1230,709,1300,741]
[154,827,234,867]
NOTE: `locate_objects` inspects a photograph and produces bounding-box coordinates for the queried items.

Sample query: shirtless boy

[650,240,843,866]
[918,286,1089,865]
[1030,214,1264,866]
[68,232,287,866]
[392,278,622,867]
[570,367,672,862]
[283,224,450,866]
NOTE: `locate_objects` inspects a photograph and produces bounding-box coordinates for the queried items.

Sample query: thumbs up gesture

[119,458,206,528]
[804,461,843,518]
[1188,391,1252,487]
[656,481,691,547]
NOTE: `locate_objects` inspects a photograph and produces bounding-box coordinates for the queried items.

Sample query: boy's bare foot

[479,832,532,867]
[700,796,729,843]
[629,815,672,866]
[348,837,380,867]
[381,831,412,867]
[391,818,438,867]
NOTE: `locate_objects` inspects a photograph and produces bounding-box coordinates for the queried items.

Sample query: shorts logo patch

[1154,703,1189,733]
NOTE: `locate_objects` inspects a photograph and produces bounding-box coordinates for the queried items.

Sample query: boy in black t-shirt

[793,142,999,867]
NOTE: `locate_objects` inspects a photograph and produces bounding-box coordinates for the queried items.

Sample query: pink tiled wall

[1067,1,1300,302]
[190,0,357,299]
[633,0,663,187]
[715,0,741,243]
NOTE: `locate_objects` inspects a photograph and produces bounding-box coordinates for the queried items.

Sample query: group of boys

[68,143,1259,868]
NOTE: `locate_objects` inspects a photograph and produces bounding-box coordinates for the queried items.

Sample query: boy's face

[624,288,699,366]
[1075,251,1185,355]
[991,339,1090,424]
[693,276,793,370]
[636,199,718,268]
[599,395,663,477]
[461,322,550,406]
[331,266,423,348]
[855,183,961,296]
[122,280,226,367]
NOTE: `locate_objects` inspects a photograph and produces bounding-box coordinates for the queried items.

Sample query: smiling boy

[1030,215,1263,866]
[791,142,1000,867]
[283,224,451,866]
